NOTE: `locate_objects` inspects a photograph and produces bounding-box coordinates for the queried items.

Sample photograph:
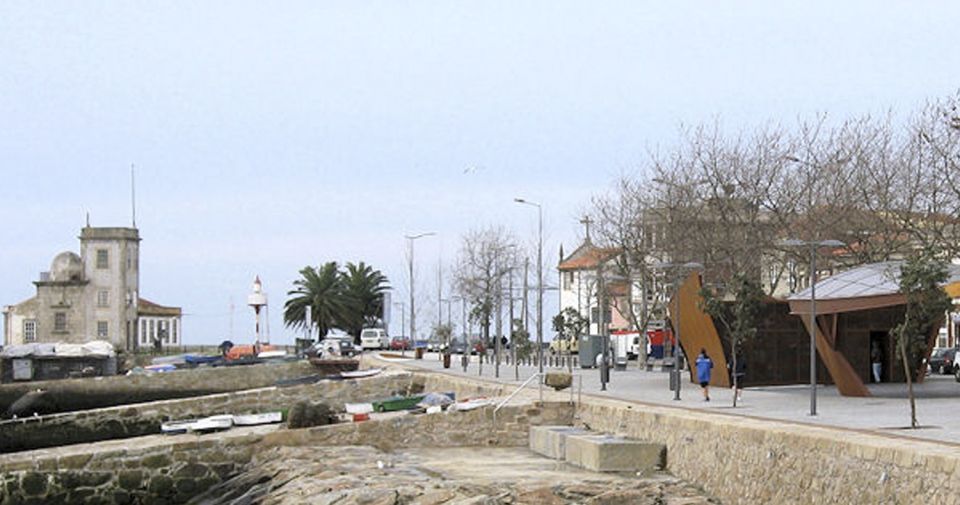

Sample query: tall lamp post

[405,232,436,358]
[781,239,844,416]
[652,261,703,401]
[514,198,544,373]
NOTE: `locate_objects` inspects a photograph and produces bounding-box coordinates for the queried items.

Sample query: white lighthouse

[247,276,268,346]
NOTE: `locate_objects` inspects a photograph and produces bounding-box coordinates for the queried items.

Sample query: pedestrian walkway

[387,351,960,445]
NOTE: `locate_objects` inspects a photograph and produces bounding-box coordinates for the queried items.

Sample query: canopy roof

[788,261,960,315]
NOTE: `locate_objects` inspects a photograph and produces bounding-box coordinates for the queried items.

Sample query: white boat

[189,414,234,432]
[345,402,374,414]
[161,419,198,434]
[233,411,283,426]
[340,368,382,379]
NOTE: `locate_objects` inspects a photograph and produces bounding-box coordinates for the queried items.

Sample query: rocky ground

[189,445,717,505]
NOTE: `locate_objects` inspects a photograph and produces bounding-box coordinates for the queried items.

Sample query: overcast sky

[2,2,958,345]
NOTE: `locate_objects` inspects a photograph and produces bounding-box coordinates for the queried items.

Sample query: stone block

[564,434,665,472]
[529,425,586,460]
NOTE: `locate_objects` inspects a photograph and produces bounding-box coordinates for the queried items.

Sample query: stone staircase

[529,425,665,472]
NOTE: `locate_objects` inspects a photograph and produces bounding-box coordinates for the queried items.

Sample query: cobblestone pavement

[190,445,717,505]
[389,352,960,445]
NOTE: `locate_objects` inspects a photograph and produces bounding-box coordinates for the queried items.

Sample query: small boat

[345,402,374,414]
[189,414,234,433]
[183,354,222,366]
[371,394,427,413]
[339,368,382,379]
[233,411,283,426]
[275,374,323,387]
[308,357,359,374]
[161,419,198,434]
[145,364,177,373]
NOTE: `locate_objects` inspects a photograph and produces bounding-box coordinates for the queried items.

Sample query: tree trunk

[899,337,918,428]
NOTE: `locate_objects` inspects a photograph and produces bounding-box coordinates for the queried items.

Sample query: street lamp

[652,261,703,401]
[781,238,845,416]
[405,232,436,358]
[514,198,544,373]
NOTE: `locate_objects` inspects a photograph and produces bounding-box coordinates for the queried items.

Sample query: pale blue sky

[2,2,958,345]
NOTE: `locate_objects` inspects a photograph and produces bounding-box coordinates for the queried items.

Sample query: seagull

[463,165,484,174]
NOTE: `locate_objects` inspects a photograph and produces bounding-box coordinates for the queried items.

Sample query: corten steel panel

[669,272,729,388]
[799,316,871,397]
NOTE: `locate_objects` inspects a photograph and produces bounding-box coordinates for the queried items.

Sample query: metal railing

[492,372,583,425]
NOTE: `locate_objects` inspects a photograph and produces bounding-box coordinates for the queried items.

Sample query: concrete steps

[529,425,665,472]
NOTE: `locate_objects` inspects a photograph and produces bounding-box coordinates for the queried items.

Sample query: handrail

[493,372,543,425]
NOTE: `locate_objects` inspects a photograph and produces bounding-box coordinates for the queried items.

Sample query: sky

[2,2,959,345]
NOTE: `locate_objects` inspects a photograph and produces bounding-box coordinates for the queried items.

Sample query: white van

[360,328,389,350]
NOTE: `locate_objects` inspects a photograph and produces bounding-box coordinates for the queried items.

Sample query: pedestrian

[695,348,713,401]
[730,354,746,402]
[871,344,882,383]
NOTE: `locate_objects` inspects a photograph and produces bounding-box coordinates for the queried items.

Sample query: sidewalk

[388,351,960,445]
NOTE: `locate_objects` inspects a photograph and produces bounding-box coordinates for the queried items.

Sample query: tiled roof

[558,243,621,271]
[138,297,182,317]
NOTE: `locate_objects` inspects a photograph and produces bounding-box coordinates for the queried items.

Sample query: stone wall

[0,401,572,504]
[386,362,960,505]
[0,371,417,453]
[574,398,960,504]
[0,359,318,415]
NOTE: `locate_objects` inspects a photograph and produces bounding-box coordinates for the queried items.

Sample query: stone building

[2,226,182,351]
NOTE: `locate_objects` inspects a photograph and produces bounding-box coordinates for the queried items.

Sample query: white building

[2,226,182,351]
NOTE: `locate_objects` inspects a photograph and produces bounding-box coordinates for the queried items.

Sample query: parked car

[449,339,468,354]
[928,347,957,375]
[360,328,390,350]
[390,336,412,351]
[549,337,579,355]
[307,337,361,358]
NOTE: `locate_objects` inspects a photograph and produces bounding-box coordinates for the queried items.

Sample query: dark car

[928,347,957,375]
[449,339,468,354]
[390,336,411,351]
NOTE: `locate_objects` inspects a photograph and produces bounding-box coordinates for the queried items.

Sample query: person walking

[730,355,746,403]
[695,348,714,401]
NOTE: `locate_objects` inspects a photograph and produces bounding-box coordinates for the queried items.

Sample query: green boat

[371,394,427,412]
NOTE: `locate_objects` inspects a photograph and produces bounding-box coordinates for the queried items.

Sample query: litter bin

[443,353,451,368]
[579,335,604,369]
[415,347,424,359]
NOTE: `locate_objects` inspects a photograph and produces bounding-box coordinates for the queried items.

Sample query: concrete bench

[529,425,666,472]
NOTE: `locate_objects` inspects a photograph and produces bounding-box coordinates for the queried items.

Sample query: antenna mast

[131,164,137,228]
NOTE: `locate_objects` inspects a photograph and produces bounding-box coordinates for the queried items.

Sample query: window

[172,319,179,344]
[54,312,67,332]
[96,249,109,269]
[23,320,37,342]
[563,271,574,290]
[97,290,109,307]
[97,321,108,338]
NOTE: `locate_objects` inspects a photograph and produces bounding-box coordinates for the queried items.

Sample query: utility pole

[510,270,518,381]
[495,276,502,378]
[406,232,435,357]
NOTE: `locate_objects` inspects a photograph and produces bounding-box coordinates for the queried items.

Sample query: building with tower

[2,225,182,352]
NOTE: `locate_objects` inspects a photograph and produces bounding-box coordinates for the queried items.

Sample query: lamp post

[652,261,703,401]
[781,239,844,416]
[514,198,543,373]
[405,232,436,358]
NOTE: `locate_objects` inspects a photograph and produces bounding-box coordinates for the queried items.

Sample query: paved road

[384,351,960,445]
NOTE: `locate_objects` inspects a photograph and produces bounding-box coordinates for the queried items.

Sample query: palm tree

[284,262,346,339]
[339,262,390,341]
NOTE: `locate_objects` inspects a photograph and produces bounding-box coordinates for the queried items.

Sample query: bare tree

[453,226,518,352]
